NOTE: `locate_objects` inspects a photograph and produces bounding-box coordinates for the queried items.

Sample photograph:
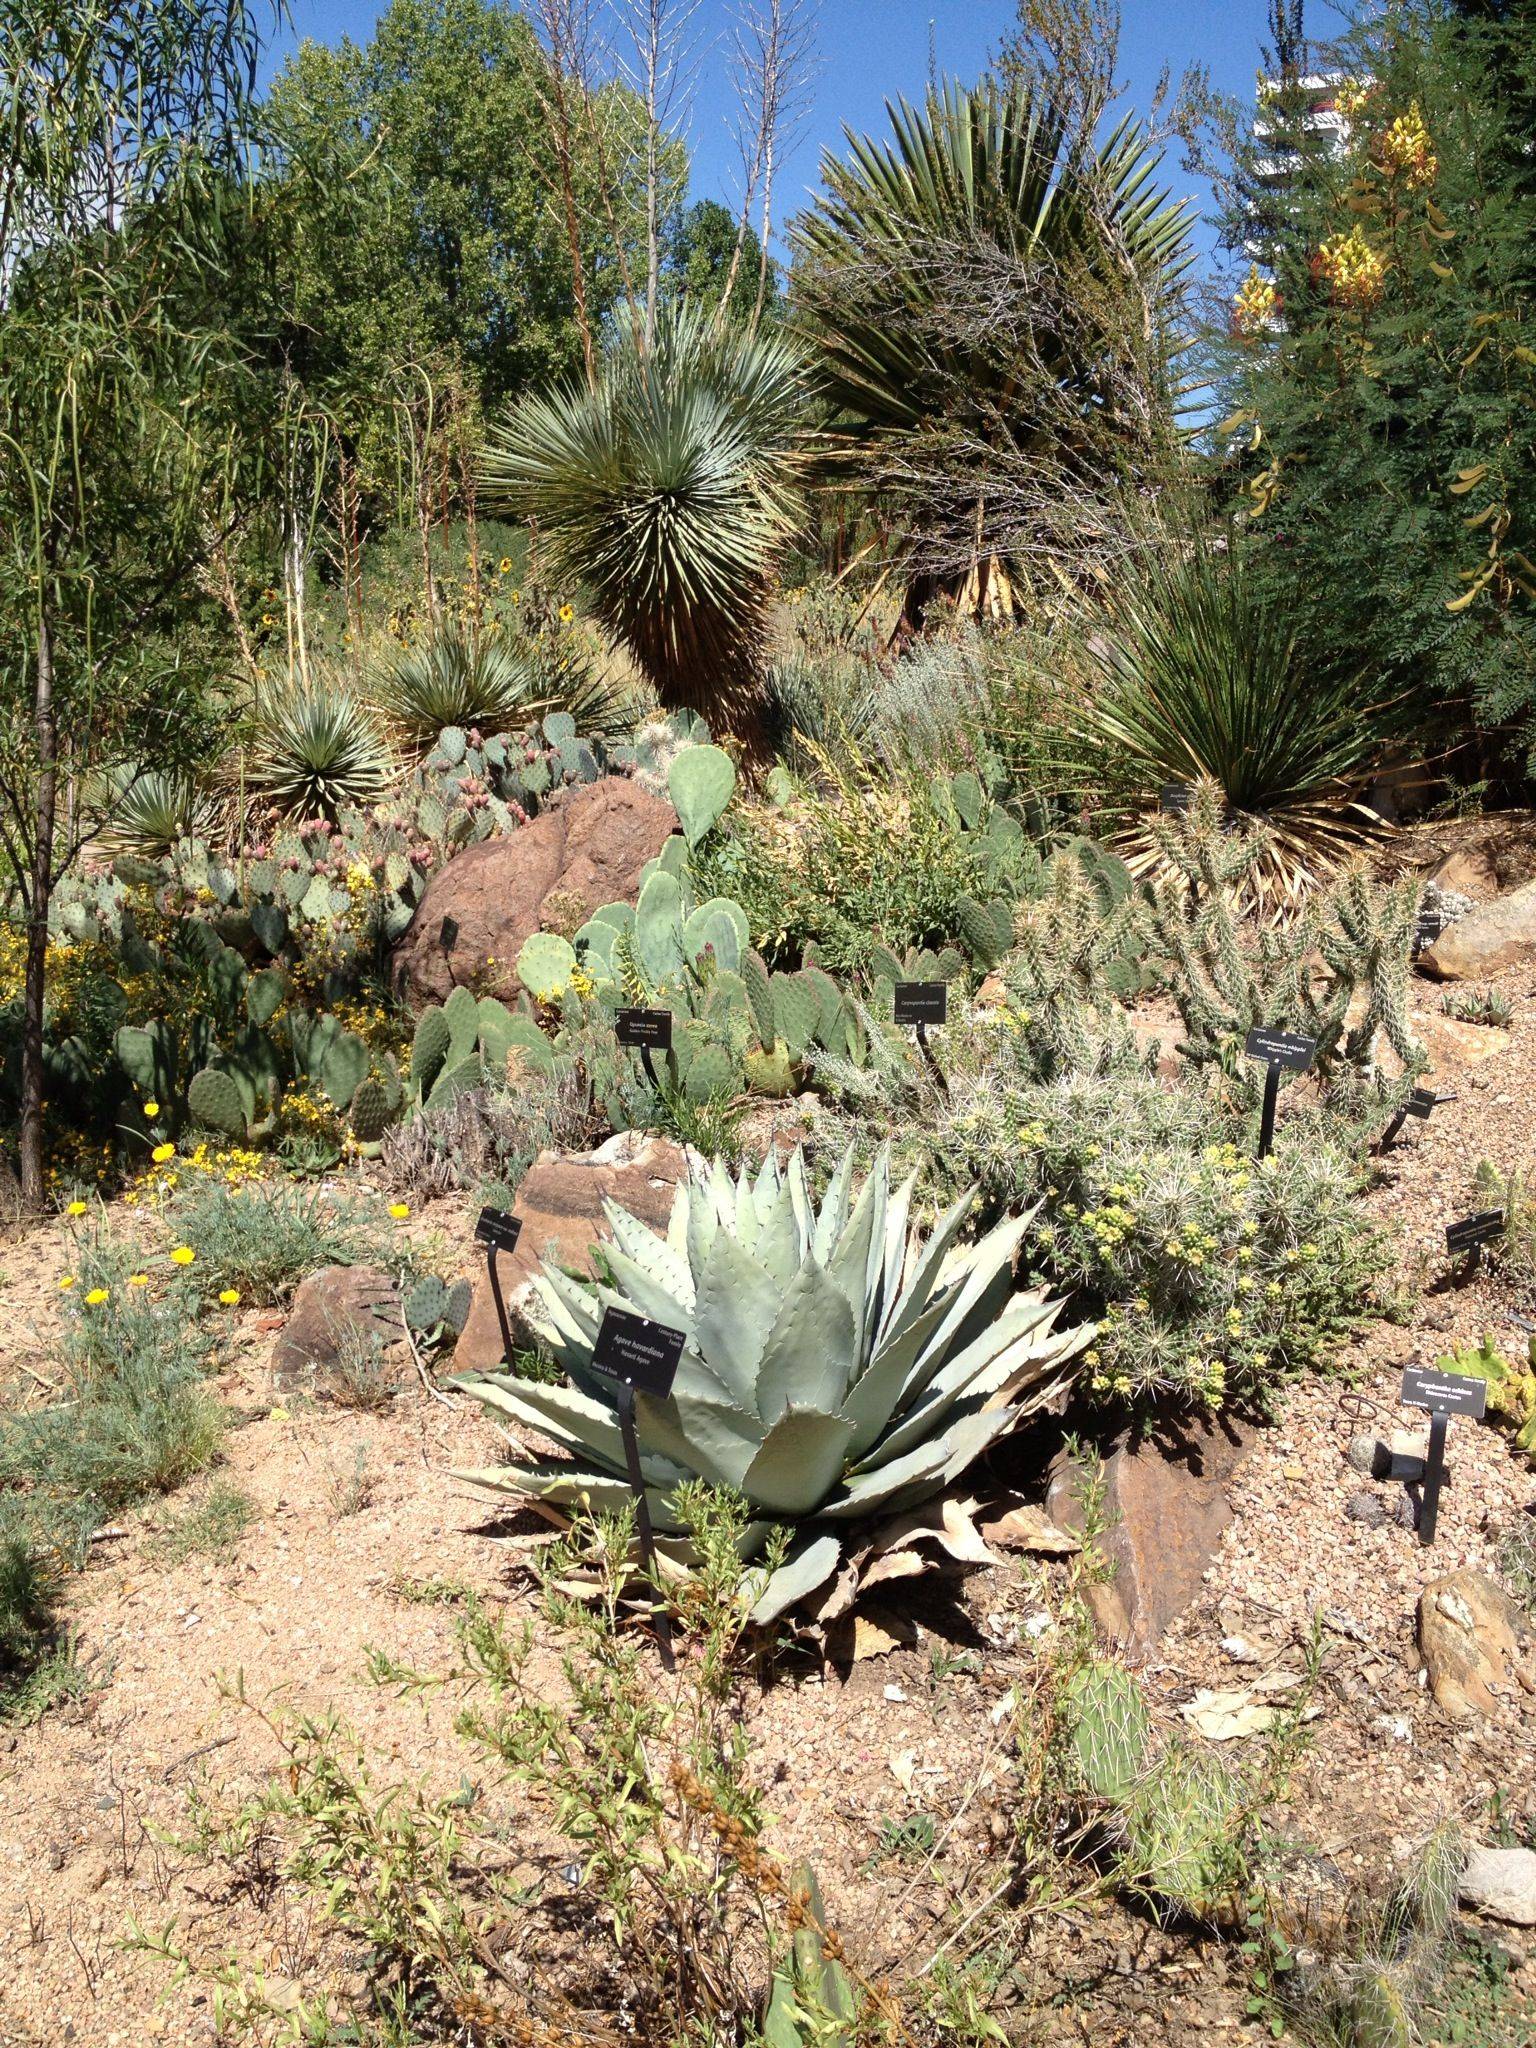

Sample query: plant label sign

[1406,1086,1451,1120]
[616,1007,673,1052]
[1400,1363,1487,1547]
[591,1306,685,1398]
[893,981,948,1028]
[1413,908,1449,953]
[1160,781,1195,816]
[474,1206,522,1254]
[1401,1365,1489,1421]
[1445,1208,1505,1255]
[1244,1025,1317,1074]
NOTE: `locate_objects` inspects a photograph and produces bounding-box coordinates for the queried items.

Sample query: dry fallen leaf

[1181,1689,1281,1740]
[981,1503,1082,1554]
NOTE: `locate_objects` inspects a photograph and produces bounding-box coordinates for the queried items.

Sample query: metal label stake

[1401,1364,1487,1546]
[616,1006,672,1095]
[1380,1086,1454,1150]
[894,980,948,1088]
[474,1206,522,1367]
[1244,1026,1317,1161]
[591,1306,686,1667]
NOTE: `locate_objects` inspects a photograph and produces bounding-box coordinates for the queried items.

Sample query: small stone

[1282,1463,1306,1481]
[1459,1846,1536,1926]
[1346,1434,1378,1475]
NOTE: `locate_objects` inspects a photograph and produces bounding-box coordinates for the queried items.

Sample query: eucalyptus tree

[0,0,270,1206]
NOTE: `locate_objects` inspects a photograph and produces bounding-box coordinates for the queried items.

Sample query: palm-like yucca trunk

[791,80,1196,621]
[480,306,809,767]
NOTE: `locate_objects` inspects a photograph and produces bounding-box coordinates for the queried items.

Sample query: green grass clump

[1,1238,226,1716]
[166,1181,386,1306]
[150,1482,258,1566]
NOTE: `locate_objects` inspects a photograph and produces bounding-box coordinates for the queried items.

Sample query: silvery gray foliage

[454,1143,1090,1622]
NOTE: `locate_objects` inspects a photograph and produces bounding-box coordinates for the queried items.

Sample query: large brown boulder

[1417,875,1536,982]
[392,778,678,1010]
[1418,1567,1536,1720]
[454,1132,689,1374]
[1045,1416,1256,1652]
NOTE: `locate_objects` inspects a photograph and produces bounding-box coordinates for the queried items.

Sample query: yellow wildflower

[128,1273,149,1287]
[59,1275,76,1291]
[85,1287,109,1306]
[170,1245,195,1266]
[66,1199,88,1216]
[152,1142,175,1164]
[219,1288,241,1306]
[388,1202,409,1220]
[558,602,574,622]
[144,1099,160,1117]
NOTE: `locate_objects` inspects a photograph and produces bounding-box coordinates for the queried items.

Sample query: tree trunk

[19,606,56,1211]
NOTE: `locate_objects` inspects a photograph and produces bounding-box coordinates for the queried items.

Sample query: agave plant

[455,1146,1090,1623]
[479,303,809,763]
[1076,542,1403,912]
[791,80,1194,619]
[243,677,393,821]
[369,619,629,745]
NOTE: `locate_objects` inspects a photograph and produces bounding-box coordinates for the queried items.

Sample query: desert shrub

[149,1480,257,1565]
[816,989,1385,1411]
[368,616,626,744]
[696,745,1034,974]
[1075,540,1402,911]
[165,1180,386,1305]
[0,1241,223,1561]
[244,676,395,821]
[0,1516,56,1692]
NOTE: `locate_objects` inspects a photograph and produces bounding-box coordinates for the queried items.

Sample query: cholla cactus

[454,1144,1090,1623]
[1144,796,1421,1087]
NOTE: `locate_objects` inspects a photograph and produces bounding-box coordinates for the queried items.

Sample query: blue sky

[271,0,1339,270]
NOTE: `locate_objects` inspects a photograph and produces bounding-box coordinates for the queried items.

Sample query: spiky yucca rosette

[454,1146,1091,1623]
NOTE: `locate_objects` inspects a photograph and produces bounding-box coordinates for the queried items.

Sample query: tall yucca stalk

[479,305,809,764]
[792,80,1195,618]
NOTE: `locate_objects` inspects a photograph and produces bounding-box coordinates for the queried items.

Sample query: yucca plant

[479,303,809,763]
[1076,543,1404,913]
[455,1145,1089,1623]
[243,678,393,821]
[92,765,215,859]
[792,80,1194,617]
[369,618,629,746]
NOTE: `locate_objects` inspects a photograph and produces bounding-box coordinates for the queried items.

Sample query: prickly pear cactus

[187,1066,247,1138]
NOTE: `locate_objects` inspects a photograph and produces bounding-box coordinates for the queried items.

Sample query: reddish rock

[454,1133,689,1374]
[1426,845,1500,902]
[1045,1416,1256,1651]
[272,1265,407,1398]
[391,778,678,1010]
